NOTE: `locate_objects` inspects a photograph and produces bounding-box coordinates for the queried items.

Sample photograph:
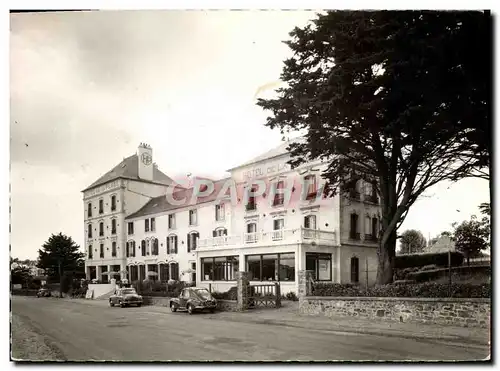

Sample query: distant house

[424,235,456,253]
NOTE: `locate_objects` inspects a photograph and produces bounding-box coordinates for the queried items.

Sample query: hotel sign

[84,180,121,198]
[243,163,291,180]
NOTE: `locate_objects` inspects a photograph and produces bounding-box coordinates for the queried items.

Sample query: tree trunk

[376,230,397,285]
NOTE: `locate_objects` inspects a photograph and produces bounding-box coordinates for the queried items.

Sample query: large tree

[257,11,490,284]
[37,233,84,295]
[399,229,426,254]
[452,215,490,265]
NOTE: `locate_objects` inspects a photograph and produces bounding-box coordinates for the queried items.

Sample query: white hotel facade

[83,142,381,294]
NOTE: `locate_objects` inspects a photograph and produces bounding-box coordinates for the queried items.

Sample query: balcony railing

[198,227,336,249]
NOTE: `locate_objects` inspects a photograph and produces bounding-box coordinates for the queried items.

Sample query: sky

[10,10,490,260]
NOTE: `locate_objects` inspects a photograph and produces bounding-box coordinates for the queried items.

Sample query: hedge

[311,282,490,298]
[394,251,464,269]
[407,265,491,283]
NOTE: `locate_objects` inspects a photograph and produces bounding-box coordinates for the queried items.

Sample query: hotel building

[83,141,381,294]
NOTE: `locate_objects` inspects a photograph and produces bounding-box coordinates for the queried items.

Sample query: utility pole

[58,258,63,299]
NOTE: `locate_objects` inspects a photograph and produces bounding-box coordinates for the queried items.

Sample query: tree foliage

[399,229,426,254]
[10,266,32,285]
[257,11,490,284]
[37,233,84,282]
[452,215,489,265]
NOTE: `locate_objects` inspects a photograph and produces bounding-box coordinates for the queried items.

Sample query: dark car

[169,287,217,315]
[36,288,51,298]
[109,288,143,307]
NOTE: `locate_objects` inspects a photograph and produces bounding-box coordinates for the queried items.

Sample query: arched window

[170,262,179,281]
[187,232,200,252]
[127,240,136,258]
[152,238,159,255]
[141,240,146,256]
[146,239,150,256]
[87,223,92,238]
[351,257,359,283]
[167,235,178,254]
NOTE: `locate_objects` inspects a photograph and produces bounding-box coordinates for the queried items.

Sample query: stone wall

[299,296,490,328]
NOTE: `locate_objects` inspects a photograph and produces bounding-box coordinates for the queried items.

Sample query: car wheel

[109,300,114,307]
[170,303,177,312]
[119,301,125,308]
[187,304,194,315]
[137,304,142,307]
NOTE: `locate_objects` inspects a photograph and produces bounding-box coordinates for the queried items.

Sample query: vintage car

[36,288,51,297]
[169,287,217,314]
[109,288,143,307]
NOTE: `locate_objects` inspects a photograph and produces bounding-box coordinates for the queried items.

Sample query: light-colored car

[169,287,217,314]
[109,288,143,308]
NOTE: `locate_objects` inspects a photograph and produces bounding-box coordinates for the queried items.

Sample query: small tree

[399,229,426,254]
[11,266,32,287]
[452,215,489,265]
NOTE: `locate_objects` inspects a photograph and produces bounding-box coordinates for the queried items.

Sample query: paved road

[11,296,488,362]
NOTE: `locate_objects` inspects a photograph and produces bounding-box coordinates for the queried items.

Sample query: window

[167,235,178,254]
[370,181,379,203]
[189,209,197,226]
[111,219,117,235]
[99,199,104,214]
[246,186,257,211]
[215,204,225,221]
[245,222,257,243]
[126,241,135,258]
[127,222,134,235]
[99,222,104,237]
[111,241,117,257]
[214,228,227,237]
[304,175,317,200]
[272,218,285,241]
[145,219,150,232]
[141,240,146,256]
[152,238,159,255]
[88,245,93,259]
[201,256,239,281]
[111,195,116,211]
[170,263,179,281]
[168,214,175,229]
[146,239,151,256]
[187,232,200,252]
[306,253,332,281]
[87,203,92,218]
[87,224,92,238]
[151,218,156,232]
[273,180,285,207]
[100,244,104,259]
[350,213,359,240]
[351,257,359,283]
[304,215,317,229]
[160,264,169,282]
[371,217,378,241]
[246,253,295,282]
[364,215,371,240]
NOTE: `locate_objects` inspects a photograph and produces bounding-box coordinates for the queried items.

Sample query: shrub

[211,287,238,300]
[286,291,299,301]
[311,281,490,298]
[395,251,464,269]
[407,265,491,283]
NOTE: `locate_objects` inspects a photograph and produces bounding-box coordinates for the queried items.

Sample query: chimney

[137,143,153,181]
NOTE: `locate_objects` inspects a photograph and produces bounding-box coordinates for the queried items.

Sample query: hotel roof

[82,154,175,192]
[226,137,305,171]
[125,177,231,220]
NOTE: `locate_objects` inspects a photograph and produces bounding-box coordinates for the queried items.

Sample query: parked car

[36,288,51,298]
[169,287,217,314]
[109,288,143,307]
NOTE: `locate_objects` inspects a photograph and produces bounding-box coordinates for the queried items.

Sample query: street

[11,296,489,362]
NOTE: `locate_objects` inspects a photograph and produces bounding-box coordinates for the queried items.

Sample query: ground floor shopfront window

[201,256,239,281]
[305,253,332,281]
[246,253,295,282]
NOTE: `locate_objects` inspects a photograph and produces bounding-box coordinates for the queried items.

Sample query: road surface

[11,296,489,362]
